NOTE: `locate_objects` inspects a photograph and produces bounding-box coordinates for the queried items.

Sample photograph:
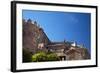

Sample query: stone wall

[23,19,50,54]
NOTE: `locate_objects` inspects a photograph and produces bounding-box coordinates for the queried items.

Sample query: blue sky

[22,10,91,52]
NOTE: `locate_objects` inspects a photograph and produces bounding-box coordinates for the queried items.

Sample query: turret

[34,21,37,25]
[27,19,32,24]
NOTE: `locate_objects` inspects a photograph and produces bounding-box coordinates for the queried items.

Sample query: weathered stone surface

[23,19,50,54]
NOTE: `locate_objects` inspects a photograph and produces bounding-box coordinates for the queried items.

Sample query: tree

[23,48,32,62]
[83,48,90,59]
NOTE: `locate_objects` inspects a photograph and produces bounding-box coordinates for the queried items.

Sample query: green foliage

[32,51,47,62]
[23,48,32,62]
[32,51,60,62]
[47,53,60,61]
[83,48,90,59]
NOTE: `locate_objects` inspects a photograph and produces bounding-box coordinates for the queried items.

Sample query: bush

[47,53,60,61]
[32,51,60,62]
[32,52,47,62]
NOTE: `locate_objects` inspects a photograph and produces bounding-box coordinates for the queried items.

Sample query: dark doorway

[59,56,66,61]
